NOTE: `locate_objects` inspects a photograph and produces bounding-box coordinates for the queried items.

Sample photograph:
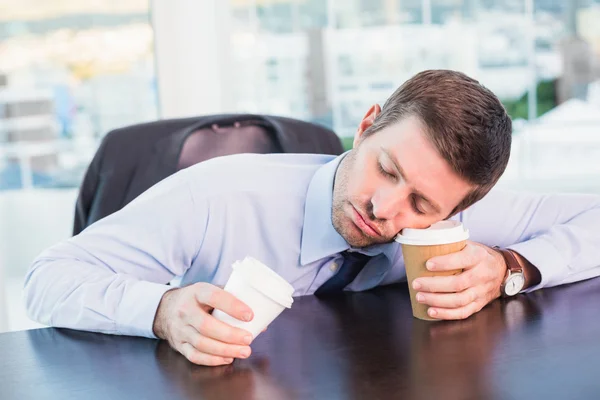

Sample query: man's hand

[153,282,255,366]
[411,241,507,320]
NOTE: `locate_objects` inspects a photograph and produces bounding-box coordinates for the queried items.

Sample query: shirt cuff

[508,236,569,293]
[116,280,171,338]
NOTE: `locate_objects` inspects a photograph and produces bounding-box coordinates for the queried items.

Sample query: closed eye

[378,161,396,180]
[411,196,426,215]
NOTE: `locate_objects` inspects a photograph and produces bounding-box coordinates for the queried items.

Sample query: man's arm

[26,167,263,366]
[463,189,600,290]
[25,171,206,337]
[413,189,600,320]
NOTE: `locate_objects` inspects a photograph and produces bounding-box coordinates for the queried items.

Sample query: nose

[371,184,410,221]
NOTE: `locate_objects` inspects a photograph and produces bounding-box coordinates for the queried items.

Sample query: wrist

[490,246,508,273]
[153,288,177,340]
[509,250,541,290]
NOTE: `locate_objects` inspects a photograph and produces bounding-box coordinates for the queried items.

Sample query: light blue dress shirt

[25,153,600,338]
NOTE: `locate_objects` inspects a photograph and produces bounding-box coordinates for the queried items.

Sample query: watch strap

[493,247,523,275]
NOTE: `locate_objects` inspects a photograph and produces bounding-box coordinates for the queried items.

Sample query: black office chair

[73,114,344,235]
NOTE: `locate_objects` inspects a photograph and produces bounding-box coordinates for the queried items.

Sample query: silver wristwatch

[494,247,526,297]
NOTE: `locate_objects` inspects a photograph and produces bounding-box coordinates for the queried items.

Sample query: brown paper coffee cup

[402,241,466,320]
[395,220,470,321]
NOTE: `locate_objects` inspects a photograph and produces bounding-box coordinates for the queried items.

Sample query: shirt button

[329,262,339,273]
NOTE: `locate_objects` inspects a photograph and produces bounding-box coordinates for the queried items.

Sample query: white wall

[0,189,77,276]
[151,0,234,118]
[0,189,76,332]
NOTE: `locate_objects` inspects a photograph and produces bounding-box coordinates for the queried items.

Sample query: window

[0,0,157,332]
[212,0,600,192]
[0,1,157,191]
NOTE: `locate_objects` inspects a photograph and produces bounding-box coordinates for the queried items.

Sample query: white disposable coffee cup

[395,221,469,320]
[395,220,469,246]
[212,257,294,338]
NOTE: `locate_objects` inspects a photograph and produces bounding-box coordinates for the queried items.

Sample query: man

[25,70,600,367]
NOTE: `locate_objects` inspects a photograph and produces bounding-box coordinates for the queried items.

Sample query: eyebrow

[381,147,442,214]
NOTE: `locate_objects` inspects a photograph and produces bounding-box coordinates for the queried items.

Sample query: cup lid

[233,257,294,308]
[394,220,469,246]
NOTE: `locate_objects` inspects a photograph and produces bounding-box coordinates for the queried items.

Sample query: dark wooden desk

[2,280,600,400]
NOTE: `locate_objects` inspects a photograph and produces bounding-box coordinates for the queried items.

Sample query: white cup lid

[233,257,294,307]
[394,220,469,246]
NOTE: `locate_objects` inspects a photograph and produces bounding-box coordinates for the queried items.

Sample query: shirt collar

[300,153,398,265]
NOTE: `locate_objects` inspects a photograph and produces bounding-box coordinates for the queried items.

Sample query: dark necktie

[315,251,371,296]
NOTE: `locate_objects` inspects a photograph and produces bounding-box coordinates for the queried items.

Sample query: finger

[194,283,254,322]
[427,301,482,320]
[183,326,252,359]
[191,312,254,346]
[179,342,234,366]
[426,243,486,272]
[415,287,479,308]
[413,269,476,293]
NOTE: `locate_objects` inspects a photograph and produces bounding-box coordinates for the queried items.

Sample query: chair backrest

[177,120,279,170]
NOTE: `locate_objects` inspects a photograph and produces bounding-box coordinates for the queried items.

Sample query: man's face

[332,111,473,248]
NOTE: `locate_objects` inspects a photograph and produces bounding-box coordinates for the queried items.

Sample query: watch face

[504,273,525,296]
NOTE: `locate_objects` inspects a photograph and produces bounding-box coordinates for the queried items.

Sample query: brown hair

[363,69,512,216]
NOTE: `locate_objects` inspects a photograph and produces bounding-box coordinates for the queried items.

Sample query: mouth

[351,205,382,238]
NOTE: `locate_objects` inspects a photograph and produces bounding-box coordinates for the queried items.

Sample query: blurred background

[1,0,599,332]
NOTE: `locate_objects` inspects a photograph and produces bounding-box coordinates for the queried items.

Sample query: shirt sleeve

[460,189,600,292]
[23,169,209,338]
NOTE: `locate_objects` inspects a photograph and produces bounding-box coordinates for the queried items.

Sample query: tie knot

[342,251,370,263]
[314,251,371,296]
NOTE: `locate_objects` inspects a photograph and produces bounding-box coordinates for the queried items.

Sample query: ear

[353,104,381,148]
